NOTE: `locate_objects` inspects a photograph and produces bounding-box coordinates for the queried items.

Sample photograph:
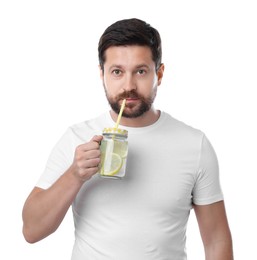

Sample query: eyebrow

[108,65,123,72]
[108,64,150,72]
[135,64,150,70]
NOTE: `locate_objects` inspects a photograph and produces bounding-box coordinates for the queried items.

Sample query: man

[22,18,233,259]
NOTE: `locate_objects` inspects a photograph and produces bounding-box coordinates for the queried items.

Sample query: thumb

[91,135,103,144]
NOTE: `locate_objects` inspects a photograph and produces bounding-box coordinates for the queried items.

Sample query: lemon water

[99,128,128,179]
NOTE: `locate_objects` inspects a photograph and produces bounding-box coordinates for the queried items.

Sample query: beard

[104,87,157,118]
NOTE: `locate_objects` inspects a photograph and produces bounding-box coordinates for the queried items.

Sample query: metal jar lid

[102,127,128,137]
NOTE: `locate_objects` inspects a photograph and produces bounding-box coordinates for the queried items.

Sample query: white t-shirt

[36,111,223,260]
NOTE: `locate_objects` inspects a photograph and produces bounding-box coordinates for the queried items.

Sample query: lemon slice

[114,140,128,158]
[101,153,123,176]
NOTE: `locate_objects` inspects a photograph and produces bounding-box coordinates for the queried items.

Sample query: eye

[137,69,146,75]
[112,69,122,76]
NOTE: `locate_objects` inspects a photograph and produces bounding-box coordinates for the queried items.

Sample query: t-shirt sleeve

[192,134,224,205]
[36,128,74,189]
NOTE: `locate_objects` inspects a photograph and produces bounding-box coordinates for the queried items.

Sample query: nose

[122,74,137,91]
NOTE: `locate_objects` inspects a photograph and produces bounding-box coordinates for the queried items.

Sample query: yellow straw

[114,99,126,129]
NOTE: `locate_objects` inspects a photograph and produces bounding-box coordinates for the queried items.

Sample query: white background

[0,0,256,259]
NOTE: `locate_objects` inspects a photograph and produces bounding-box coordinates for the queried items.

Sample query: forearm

[22,135,102,243]
[194,201,233,260]
[205,237,233,260]
[22,166,83,243]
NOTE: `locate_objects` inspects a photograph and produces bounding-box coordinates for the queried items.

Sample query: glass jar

[99,127,128,179]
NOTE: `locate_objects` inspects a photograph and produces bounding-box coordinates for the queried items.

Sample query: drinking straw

[114,99,126,129]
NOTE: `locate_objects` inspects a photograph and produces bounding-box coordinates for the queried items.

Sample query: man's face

[100,45,163,118]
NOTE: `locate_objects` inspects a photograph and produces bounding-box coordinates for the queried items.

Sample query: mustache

[117,90,142,100]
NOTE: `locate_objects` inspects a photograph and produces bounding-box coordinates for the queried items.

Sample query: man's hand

[22,134,103,243]
[71,135,103,182]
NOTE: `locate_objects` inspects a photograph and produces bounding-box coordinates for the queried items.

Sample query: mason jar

[99,127,128,179]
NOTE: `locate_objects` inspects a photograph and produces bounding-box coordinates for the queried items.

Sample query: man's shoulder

[162,112,203,137]
[160,112,206,152]
[64,112,109,141]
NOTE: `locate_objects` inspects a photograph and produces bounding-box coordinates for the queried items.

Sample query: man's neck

[110,108,161,128]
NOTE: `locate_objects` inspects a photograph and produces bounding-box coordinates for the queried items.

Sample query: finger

[91,135,103,144]
[85,135,103,150]
[76,138,101,152]
[78,158,101,176]
[77,156,100,172]
[85,150,101,160]
[83,157,101,169]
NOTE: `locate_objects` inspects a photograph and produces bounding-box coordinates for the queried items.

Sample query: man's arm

[193,201,233,260]
[22,135,102,243]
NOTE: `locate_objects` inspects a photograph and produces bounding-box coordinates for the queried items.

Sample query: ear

[157,63,165,86]
[99,65,104,80]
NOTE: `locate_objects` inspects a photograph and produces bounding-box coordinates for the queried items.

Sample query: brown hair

[98,18,162,72]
